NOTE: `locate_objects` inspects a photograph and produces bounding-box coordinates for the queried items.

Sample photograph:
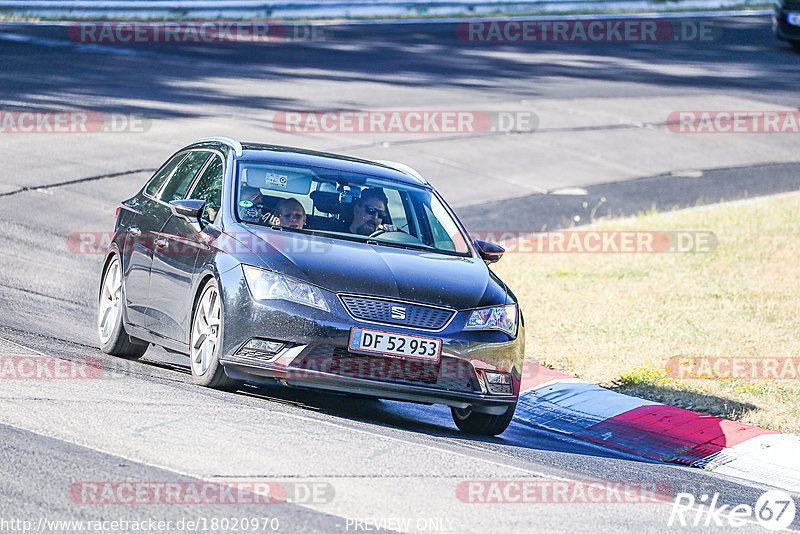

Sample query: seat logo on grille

[391,305,407,320]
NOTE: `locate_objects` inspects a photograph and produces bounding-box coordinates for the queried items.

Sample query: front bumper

[218,267,525,412]
[223,359,517,413]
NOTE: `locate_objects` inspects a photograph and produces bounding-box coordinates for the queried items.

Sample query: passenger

[272,198,307,229]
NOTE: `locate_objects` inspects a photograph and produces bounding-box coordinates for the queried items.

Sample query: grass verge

[494,193,800,434]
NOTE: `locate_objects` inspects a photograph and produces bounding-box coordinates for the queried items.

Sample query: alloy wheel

[98,258,122,344]
[191,284,221,376]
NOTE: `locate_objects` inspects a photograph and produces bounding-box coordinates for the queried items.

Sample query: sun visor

[241,163,315,195]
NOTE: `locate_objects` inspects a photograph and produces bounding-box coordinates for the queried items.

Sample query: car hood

[232,225,508,310]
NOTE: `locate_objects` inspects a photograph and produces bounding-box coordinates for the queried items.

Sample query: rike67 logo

[669,490,796,530]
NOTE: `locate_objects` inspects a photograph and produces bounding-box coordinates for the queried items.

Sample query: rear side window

[188,155,224,223]
[158,151,210,202]
[145,153,186,197]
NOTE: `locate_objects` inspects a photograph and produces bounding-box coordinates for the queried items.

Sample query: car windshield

[234,161,471,256]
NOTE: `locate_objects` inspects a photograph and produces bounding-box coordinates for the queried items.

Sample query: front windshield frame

[232,160,475,258]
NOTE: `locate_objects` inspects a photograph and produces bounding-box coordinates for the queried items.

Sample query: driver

[348,187,390,236]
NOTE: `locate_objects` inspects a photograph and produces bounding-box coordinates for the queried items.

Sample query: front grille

[340,295,455,331]
[294,345,479,393]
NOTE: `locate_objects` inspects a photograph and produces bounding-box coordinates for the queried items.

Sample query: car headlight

[464,304,518,336]
[242,265,329,312]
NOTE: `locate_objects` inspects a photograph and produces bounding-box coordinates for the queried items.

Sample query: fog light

[235,339,286,361]
[484,371,513,395]
[246,339,284,353]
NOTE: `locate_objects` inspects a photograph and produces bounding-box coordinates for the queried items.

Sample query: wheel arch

[99,247,120,300]
[188,266,222,344]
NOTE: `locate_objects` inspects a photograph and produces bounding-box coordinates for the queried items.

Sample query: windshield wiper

[367,239,436,253]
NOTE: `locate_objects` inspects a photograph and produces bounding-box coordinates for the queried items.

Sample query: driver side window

[188,154,224,223]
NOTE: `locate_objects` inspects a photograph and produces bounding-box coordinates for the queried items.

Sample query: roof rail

[375,160,428,185]
[194,136,243,157]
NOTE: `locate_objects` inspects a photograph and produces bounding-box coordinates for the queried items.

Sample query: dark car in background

[775,0,800,50]
[97,137,525,435]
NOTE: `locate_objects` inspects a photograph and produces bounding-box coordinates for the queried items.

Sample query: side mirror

[169,199,206,224]
[474,240,504,265]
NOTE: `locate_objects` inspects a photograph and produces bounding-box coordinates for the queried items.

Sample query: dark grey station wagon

[98,137,525,435]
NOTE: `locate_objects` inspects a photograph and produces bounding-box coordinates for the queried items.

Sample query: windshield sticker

[239,200,254,208]
[265,173,288,187]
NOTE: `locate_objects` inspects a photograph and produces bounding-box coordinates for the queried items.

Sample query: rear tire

[98,255,148,359]
[451,403,516,436]
[189,278,242,391]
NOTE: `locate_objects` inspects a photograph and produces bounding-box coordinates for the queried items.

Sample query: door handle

[155,237,169,249]
[129,227,142,237]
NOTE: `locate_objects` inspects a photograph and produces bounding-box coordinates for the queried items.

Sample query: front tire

[189,278,241,391]
[98,255,148,358]
[791,40,800,52]
[451,403,516,436]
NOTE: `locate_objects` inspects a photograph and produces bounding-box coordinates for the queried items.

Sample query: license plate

[789,12,800,26]
[348,328,441,362]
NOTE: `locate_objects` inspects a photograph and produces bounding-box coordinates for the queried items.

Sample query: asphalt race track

[1,14,799,533]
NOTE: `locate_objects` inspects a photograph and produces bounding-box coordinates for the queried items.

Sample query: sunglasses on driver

[362,205,388,219]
